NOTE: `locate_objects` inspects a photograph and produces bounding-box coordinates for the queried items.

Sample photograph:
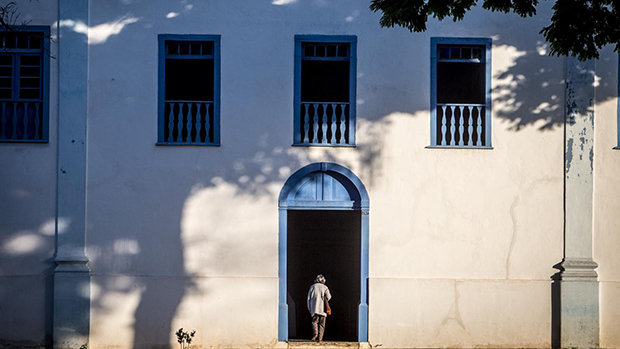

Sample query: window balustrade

[299,102,350,145]
[163,100,214,144]
[437,103,486,146]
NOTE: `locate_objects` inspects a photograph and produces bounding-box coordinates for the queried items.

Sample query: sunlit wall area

[593,46,620,349]
[0,1,58,347]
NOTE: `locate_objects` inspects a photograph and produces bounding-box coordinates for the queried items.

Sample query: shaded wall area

[0,1,59,348]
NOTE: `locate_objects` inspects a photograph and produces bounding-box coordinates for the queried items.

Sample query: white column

[558,57,599,348]
[54,1,91,348]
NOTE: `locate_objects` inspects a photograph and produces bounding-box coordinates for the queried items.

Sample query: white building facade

[0,1,619,348]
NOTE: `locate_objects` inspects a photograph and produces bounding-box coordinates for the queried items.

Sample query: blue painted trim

[430,37,493,148]
[484,39,492,147]
[430,38,438,146]
[278,207,288,341]
[291,144,356,148]
[155,142,222,147]
[158,35,166,145]
[349,40,357,146]
[157,34,221,146]
[359,212,369,342]
[293,39,302,145]
[293,35,357,146]
[0,26,50,143]
[278,162,369,342]
[426,145,493,150]
[295,35,358,43]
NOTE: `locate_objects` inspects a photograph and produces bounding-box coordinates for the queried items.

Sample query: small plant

[175,327,196,349]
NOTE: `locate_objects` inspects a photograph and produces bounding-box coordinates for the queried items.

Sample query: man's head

[315,274,326,284]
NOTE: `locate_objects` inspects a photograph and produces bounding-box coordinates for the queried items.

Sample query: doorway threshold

[285,340,370,348]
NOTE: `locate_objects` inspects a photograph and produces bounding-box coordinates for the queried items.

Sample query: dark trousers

[311,314,326,340]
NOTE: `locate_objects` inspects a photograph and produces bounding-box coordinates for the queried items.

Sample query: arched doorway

[278,162,369,342]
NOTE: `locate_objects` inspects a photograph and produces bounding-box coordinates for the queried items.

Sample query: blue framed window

[158,34,220,145]
[430,37,492,148]
[294,35,357,146]
[0,27,50,143]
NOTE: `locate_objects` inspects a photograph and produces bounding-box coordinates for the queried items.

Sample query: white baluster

[34,103,40,140]
[331,103,337,144]
[449,106,456,146]
[186,103,193,142]
[205,104,211,143]
[23,102,29,140]
[303,103,309,144]
[321,103,328,144]
[340,104,346,144]
[440,105,447,146]
[467,106,473,146]
[12,102,17,139]
[476,106,483,146]
[177,103,185,142]
[168,102,175,142]
[312,103,319,144]
[0,102,5,139]
[196,103,202,143]
[458,105,464,146]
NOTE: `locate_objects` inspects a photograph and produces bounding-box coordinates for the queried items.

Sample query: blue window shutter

[157,34,221,146]
[0,26,50,143]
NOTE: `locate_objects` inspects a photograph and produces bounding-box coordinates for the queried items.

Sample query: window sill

[613,146,620,150]
[426,145,493,150]
[292,143,356,148]
[156,142,220,147]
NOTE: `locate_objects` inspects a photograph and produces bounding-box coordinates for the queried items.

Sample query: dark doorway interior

[287,210,361,342]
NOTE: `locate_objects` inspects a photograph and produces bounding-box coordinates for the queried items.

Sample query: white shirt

[307,282,332,317]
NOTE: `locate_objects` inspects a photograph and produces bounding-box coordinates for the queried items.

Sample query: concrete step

[287,341,363,349]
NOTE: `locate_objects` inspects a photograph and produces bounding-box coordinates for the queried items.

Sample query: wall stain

[434,280,466,339]
[565,138,573,173]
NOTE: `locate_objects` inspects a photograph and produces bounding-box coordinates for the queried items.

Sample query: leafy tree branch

[369,0,619,60]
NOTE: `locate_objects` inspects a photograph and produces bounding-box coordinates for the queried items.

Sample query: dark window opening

[0,30,48,142]
[160,37,219,145]
[433,42,489,147]
[437,62,485,104]
[165,58,214,102]
[295,38,355,146]
[301,60,349,102]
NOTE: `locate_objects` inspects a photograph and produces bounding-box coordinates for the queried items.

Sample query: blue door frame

[278,162,369,342]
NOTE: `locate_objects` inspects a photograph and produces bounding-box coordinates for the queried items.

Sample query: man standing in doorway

[307,274,332,343]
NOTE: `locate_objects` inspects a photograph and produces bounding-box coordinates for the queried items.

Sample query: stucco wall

[593,46,620,349]
[0,1,59,347]
[2,0,617,348]
[80,1,572,348]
